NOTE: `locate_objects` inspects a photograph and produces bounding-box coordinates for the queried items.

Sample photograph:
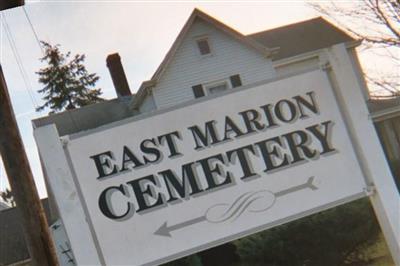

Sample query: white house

[131,9,365,114]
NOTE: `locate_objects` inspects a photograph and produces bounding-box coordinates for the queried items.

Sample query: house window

[192,75,242,99]
[192,81,228,99]
[205,81,228,95]
[196,38,211,55]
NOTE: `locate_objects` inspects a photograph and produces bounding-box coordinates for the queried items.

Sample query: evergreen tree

[36,41,104,113]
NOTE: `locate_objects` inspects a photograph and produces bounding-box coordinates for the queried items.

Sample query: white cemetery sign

[34,45,400,266]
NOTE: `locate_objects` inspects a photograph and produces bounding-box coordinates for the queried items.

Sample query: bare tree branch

[375,0,400,39]
[309,0,400,97]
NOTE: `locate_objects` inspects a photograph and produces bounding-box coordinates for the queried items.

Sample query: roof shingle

[248,17,355,60]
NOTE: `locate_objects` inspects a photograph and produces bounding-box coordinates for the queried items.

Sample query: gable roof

[151,8,279,83]
[132,11,359,110]
[248,17,355,61]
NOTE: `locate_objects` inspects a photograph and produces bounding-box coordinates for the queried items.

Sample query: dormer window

[196,38,211,55]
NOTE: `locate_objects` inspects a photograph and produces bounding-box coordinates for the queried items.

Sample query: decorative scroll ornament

[155,176,318,237]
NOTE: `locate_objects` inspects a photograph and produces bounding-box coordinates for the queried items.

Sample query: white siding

[274,57,320,77]
[152,19,275,109]
[139,92,157,113]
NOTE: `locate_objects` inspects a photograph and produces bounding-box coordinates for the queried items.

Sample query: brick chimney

[106,53,131,97]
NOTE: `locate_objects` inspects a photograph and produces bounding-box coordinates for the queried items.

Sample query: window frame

[195,36,212,57]
[203,79,231,96]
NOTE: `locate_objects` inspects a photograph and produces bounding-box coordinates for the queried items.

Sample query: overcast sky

[0,1,360,198]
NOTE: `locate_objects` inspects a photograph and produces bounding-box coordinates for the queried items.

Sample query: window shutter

[192,84,205,98]
[230,74,242,88]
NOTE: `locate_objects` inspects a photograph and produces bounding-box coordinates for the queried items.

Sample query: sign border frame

[34,43,400,265]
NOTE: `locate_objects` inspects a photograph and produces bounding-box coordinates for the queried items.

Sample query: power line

[22,6,44,56]
[3,15,38,108]
[1,13,39,109]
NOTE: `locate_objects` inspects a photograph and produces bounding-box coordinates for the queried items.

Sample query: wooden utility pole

[0,0,24,11]
[0,66,59,266]
[0,1,58,265]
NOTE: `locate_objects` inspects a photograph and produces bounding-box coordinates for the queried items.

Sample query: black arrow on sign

[154,177,318,237]
[154,216,207,237]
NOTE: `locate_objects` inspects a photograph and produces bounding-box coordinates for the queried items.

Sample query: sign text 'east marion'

[89,91,336,220]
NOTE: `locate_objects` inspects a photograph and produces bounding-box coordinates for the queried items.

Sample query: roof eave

[131,80,156,110]
[273,39,362,68]
[347,39,363,48]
